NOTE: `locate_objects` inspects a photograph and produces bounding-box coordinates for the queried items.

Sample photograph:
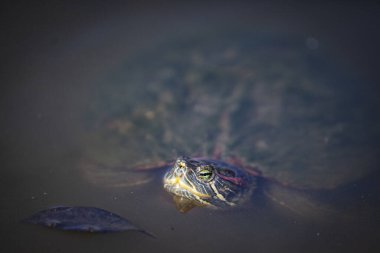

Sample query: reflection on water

[1,2,380,253]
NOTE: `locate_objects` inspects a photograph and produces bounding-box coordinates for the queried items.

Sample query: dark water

[1,2,380,253]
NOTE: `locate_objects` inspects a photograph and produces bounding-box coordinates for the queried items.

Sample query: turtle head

[163,156,255,212]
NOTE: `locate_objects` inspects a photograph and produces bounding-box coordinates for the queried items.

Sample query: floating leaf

[24,206,154,237]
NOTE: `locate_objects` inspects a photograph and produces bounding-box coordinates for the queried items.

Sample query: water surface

[1,2,380,253]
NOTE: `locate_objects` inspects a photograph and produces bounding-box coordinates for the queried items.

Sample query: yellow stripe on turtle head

[177,177,211,199]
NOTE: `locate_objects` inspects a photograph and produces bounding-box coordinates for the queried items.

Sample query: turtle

[34,32,378,226]
[78,32,379,216]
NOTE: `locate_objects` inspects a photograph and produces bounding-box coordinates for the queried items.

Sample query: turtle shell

[82,33,380,191]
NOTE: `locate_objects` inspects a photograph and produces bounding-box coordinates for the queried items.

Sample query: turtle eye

[197,169,214,182]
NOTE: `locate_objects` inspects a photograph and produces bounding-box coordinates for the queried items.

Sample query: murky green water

[1,2,380,253]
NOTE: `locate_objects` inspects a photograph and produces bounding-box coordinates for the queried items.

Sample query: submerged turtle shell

[82,33,380,191]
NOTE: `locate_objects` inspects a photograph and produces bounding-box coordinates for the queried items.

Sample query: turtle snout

[174,167,186,178]
[163,165,185,187]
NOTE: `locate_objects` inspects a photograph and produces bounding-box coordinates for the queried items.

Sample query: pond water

[1,2,380,253]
